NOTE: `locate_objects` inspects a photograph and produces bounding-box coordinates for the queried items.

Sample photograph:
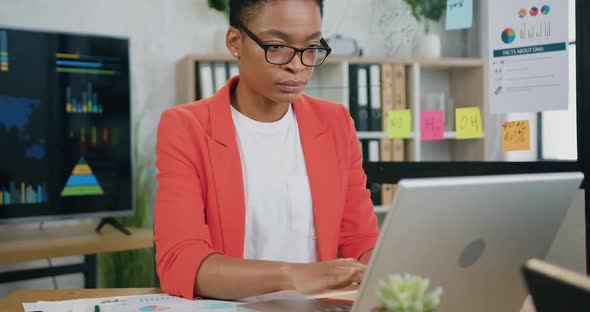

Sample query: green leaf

[403,0,446,22]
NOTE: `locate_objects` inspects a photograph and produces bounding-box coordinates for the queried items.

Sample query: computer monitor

[0,27,132,223]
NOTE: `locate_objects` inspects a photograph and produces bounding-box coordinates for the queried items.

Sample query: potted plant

[404,0,446,59]
[98,110,156,288]
[374,274,443,312]
[207,0,231,53]
[208,0,229,19]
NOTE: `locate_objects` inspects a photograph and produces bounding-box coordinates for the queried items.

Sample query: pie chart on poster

[138,306,171,312]
[518,9,527,18]
[541,5,550,15]
[502,28,516,44]
[530,7,539,16]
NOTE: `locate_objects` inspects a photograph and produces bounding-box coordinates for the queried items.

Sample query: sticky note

[502,120,530,152]
[455,107,483,139]
[446,0,473,30]
[388,110,412,139]
[420,110,445,141]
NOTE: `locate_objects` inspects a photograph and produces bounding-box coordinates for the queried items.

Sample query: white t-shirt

[231,104,318,263]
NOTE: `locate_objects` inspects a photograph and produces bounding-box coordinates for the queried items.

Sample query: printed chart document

[23,294,241,312]
[488,1,569,114]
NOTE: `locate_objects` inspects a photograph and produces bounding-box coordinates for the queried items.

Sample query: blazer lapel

[294,97,342,261]
[207,77,246,258]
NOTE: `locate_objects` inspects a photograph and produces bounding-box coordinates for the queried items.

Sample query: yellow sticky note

[455,107,483,139]
[502,120,530,152]
[388,110,412,138]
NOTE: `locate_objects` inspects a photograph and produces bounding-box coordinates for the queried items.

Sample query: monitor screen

[0,28,132,222]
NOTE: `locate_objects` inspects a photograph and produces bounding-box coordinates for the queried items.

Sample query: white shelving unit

[177,55,487,215]
[374,206,389,214]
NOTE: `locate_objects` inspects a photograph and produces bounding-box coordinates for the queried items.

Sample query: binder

[357,66,370,131]
[368,140,380,162]
[391,64,407,161]
[367,139,381,206]
[196,62,214,99]
[349,65,369,131]
[369,182,382,206]
[360,139,380,163]
[380,139,394,206]
[381,64,395,130]
[360,139,369,162]
[213,62,227,92]
[369,64,382,131]
[229,62,239,78]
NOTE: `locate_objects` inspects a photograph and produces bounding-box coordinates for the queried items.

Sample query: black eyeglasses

[238,25,331,67]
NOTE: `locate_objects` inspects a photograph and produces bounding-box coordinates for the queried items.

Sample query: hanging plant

[208,0,230,19]
[403,0,446,34]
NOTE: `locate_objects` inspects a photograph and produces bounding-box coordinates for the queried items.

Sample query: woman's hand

[283,258,366,294]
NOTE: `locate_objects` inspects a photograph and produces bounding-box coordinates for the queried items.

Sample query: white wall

[0,0,458,297]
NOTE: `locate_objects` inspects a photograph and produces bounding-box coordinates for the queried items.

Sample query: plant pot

[414,33,442,59]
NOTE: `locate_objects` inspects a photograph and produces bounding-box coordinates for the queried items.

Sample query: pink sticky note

[420,110,445,141]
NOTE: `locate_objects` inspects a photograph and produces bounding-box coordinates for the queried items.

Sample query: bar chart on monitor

[55,52,122,76]
[66,82,104,114]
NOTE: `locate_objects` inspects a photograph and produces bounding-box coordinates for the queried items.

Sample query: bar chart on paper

[66,83,104,114]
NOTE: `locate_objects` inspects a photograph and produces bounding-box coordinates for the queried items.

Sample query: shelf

[374,206,389,214]
[181,54,485,69]
[357,131,485,140]
[357,132,415,139]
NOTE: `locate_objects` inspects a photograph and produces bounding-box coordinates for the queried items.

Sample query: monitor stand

[95,217,132,236]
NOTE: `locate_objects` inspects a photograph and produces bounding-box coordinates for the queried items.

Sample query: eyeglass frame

[237,24,332,67]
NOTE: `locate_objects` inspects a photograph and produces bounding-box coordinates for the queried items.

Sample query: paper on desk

[24,294,242,312]
[22,302,41,312]
[96,299,241,312]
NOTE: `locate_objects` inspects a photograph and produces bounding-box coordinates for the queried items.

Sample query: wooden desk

[0,223,153,287]
[0,288,163,312]
[0,287,537,312]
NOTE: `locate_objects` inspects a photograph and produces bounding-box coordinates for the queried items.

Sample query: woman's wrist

[279,262,298,290]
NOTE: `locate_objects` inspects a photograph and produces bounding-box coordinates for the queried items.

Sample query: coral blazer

[154,76,379,299]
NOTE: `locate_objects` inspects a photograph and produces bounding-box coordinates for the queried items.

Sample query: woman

[154,0,379,300]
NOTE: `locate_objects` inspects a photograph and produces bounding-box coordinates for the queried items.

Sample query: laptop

[522,258,590,311]
[239,172,583,312]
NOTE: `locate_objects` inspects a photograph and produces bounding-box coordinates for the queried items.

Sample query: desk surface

[0,288,163,312]
[0,287,537,312]
[0,223,153,264]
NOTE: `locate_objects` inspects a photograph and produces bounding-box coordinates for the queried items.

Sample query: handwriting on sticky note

[388,110,412,139]
[420,110,445,141]
[502,120,530,152]
[446,0,473,30]
[456,107,483,139]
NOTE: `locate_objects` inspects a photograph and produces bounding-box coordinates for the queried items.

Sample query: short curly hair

[229,0,324,27]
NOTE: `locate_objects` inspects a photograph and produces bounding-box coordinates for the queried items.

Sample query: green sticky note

[455,107,483,139]
[388,110,412,138]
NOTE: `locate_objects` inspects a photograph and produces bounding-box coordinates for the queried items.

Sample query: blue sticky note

[445,0,473,30]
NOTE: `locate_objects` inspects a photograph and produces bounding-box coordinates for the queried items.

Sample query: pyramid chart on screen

[61,157,104,197]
